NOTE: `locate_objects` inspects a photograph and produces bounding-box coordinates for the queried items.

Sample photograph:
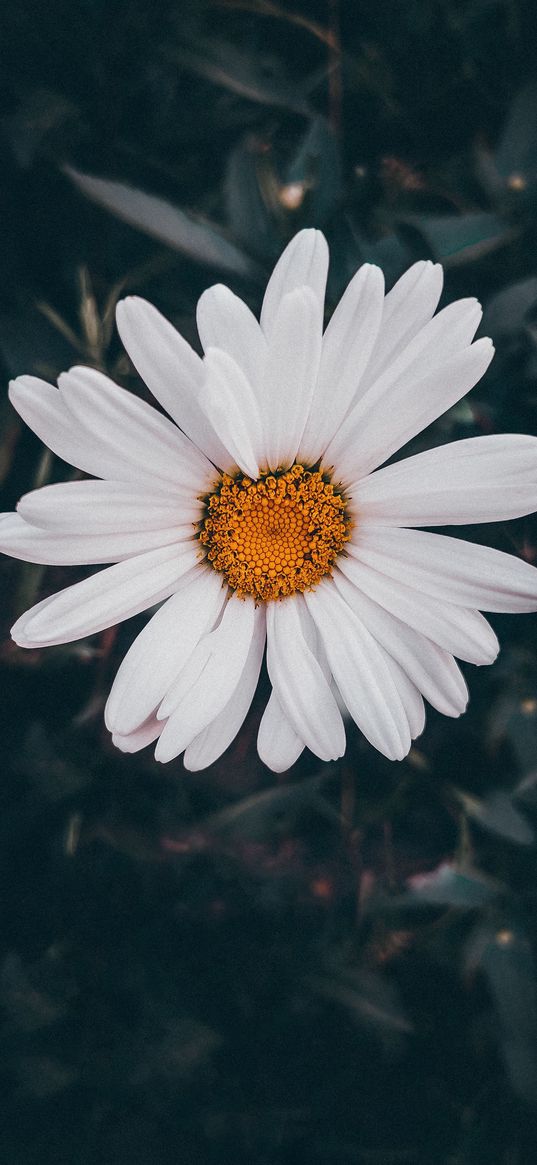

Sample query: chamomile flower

[2,230,537,771]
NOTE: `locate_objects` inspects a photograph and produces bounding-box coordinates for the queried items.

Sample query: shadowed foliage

[1,1,537,1161]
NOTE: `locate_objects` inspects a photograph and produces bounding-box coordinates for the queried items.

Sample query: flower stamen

[199,464,350,601]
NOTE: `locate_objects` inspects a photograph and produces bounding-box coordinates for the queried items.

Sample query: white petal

[353,434,537,524]
[304,581,411,761]
[257,692,305,772]
[262,287,323,471]
[265,596,345,763]
[385,659,426,740]
[0,512,186,565]
[260,229,328,337]
[184,606,266,771]
[325,338,494,483]
[155,596,259,762]
[333,569,468,717]
[298,263,385,463]
[58,366,214,492]
[199,349,263,478]
[18,480,201,532]
[196,284,267,391]
[112,716,163,753]
[338,549,499,665]
[348,526,537,613]
[105,568,227,736]
[11,543,201,647]
[359,260,444,391]
[9,376,150,483]
[326,295,483,473]
[116,296,230,467]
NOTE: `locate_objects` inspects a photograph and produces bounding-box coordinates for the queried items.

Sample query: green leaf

[481,277,537,340]
[397,212,511,266]
[200,772,337,842]
[168,36,311,114]
[224,136,281,260]
[495,80,537,183]
[311,965,412,1050]
[466,920,537,1104]
[405,863,499,908]
[285,117,343,225]
[63,166,258,278]
[456,790,534,846]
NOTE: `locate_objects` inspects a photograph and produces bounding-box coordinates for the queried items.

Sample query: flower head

[2,230,537,771]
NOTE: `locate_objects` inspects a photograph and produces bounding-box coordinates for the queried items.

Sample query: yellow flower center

[199,464,350,602]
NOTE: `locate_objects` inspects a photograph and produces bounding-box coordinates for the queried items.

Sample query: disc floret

[199,464,350,601]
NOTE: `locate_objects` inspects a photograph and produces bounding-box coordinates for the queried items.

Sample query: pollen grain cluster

[199,464,350,602]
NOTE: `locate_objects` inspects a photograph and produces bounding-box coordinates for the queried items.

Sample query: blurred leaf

[224,118,343,262]
[405,862,498,907]
[476,81,537,214]
[481,277,537,340]
[201,772,337,842]
[224,135,280,259]
[19,723,90,802]
[515,768,537,802]
[456,790,534,846]
[284,116,342,224]
[63,166,259,278]
[494,80,537,184]
[5,89,75,168]
[0,952,68,1032]
[311,965,412,1050]
[326,219,412,300]
[466,920,537,1104]
[167,35,311,114]
[397,212,511,266]
[362,232,415,285]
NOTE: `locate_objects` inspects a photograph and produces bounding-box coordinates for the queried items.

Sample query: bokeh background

[1,1,537,1161]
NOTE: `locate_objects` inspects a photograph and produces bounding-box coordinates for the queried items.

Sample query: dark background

[1,1,537,1161]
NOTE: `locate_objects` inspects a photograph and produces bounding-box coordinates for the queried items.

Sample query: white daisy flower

[2,229,537,772]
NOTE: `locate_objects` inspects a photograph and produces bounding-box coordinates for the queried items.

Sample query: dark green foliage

[1,1,537,1161]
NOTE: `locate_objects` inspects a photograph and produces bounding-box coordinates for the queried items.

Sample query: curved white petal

[298,263,385,463]
[9,376,154,485]
[112,716,163,754]
[157,592,257,719]
[0,512,187,565]
[266,596,345,763]
[116,296,229,467]
[155,595,260,762]
[327,294,483,470]
[58,365,214,493]
[385,658,426,740]
[196,284,267,393]
[105,569,227,736]
[358,260,444,392]
[348,526,537,613]
[353,434,537,524]
[199,348,263,478]
[11,542,201,648]
[260,229,328,337]
[304,581,411,761]
[257,691,306,773]
[262,286,323,471]
[18,480,201,532]
[184,606,266,771]
[333,568,468,717]
[325,337,494,484]
[338,549,499,665]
